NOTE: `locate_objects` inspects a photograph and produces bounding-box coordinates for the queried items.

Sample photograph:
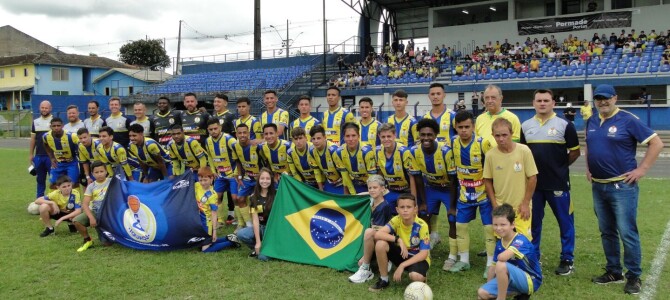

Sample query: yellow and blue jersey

[386,216,431,265]
[387,114,419,147]
[128,137,172,169]
[234,115,263,140]
[167,136,207,175]
[493,233,543,292]
[78,139,100,164]
[291,116,321,141]
[335,144,377,188]
[261,108,290,138]
[408,141,454,187]
[261,139,292,175]
[287,143,318,186]
[309,142,343,185]
[195,182,218,235]
[360,119,382,148]
[423,107,457,142]
[447,136,492,202]
[322,107,356,145]
[375,142,413,192]
[205,134,238,178]
[43,131,79,162]
[232,142,264,180]
[44,189,81,211]
[95,142,133,178]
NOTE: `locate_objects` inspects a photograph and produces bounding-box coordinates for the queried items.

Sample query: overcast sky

[0,0,362,70]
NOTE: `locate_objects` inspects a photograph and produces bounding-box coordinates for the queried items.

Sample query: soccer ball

[27,202,40,215]
[404,281,433,300]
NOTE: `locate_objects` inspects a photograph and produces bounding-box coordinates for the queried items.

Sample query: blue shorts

[385,190,410,213]
[425,186,450,215]
[457,199,493,225]
[214,176,238,196]
[145,164,174,181]
[49,161,79,185]
[323,181,344,194]
[480,262,533,296]
[238,179,256,197]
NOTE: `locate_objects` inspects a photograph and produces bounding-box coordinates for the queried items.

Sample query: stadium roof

[0,53,131,69]
[93,68,172,84]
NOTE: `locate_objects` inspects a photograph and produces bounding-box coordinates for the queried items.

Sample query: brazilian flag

[261,174,371,272]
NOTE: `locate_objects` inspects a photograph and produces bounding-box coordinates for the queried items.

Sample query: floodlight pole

[286,19,290,58]
[323,0,327,83]
[176,20,182,75]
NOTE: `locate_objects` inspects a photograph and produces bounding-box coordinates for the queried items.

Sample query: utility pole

[254,0,261,60]
[176,20,183,75]
[286,19,290,58]
[323,0,327,83]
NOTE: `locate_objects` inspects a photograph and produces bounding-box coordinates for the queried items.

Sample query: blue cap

[594,84,616,98]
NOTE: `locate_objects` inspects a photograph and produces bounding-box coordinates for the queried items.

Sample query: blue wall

[34,65,83,95]
[31,95,116,120]
[182,54,333,74]
[94,72,153,96]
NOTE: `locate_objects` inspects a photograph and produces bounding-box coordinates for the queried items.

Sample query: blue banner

[97,171,211,250]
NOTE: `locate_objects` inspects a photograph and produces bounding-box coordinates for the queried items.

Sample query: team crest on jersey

[513,162,522,172]
[279,153,285,161]
[436,161,444,170]
[441,123,449,130]
[548,127,557,136]
[473,155,480,163]
[358,161,365,170]
[219,119,224,125]
[394,164,402,171]
[554,191,564,196]
[169,118,175,124]
[251,152,257,160]
[334,119,341,126]
[608,126,617,137]
[194,117,200,123]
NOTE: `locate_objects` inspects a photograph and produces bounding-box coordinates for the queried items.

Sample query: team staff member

[586,84,664,295]
[105,97,132,149]
[233,123,265,229]
[476,84,521,144]
[30,100,53,198]
[260,90,289,139]
[234,97,263,145]
[322,86,356,145]
[291,95,320,141]
[521,89,580,276]
[287,127,319,188]
[423,83,457,142]
[387,89,418,147]
[84,100,106,137]
[335,122,377,194]
[94,126,134,180]
[63,105,85,133]
[309,125,346,194]
[204,119,238,224]
[375,123,414,210]
[212,93,235,136]
[128,124,172,182]
[181,92,210,145]
[130,102,153,137]
[260,123,291,182]
[167,125,208,180]
[43,117,80,189]
[358,97,381,148]
[150,96,181,147]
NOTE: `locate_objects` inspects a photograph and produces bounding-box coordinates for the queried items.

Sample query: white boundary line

[640,218,670,300]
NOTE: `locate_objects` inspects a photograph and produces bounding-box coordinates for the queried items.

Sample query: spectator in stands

[337,55,346,71]
[609,33,618,46]
[638,88,651,105]
[529,57,540,72]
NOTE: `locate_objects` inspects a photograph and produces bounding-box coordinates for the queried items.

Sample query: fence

[0,110,32,138]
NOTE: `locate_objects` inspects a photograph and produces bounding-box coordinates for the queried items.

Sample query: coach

[585,84,664,295]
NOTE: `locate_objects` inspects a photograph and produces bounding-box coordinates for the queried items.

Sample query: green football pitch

[1,148,669,299]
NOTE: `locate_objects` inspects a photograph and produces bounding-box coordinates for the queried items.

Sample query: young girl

[73,161,111,252]
[34,175,81,237]
[196,167,239,252]
[235,168,276,261]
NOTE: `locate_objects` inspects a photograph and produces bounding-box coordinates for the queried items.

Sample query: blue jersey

[371,200,392,228]
[494,233,543,292]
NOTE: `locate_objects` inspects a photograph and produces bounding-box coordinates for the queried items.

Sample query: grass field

[1,147,669,299]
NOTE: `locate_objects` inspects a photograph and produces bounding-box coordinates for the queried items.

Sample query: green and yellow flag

[261,174,371,271]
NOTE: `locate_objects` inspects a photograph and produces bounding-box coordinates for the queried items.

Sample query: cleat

[77,240,94,252]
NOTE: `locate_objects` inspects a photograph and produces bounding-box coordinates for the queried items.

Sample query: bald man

[30,100,53,197]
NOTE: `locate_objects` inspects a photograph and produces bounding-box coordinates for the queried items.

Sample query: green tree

[119,39,170,70]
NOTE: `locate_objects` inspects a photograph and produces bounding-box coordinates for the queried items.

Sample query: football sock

[234,206,243,225]
[228,210,234,218]
[429,216,438,232]
[456,222,470,263]
[487,256,494,266]
[484,225,495,257]
[47,227,54,230]
[448,237,458,260]
[361,263,370,270]
[239,208,252,228]
[380,276,388,282]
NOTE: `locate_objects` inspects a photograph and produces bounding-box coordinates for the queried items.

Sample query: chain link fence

[0,110,32,138]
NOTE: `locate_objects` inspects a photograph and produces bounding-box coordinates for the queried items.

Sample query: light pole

[270,20,291,58]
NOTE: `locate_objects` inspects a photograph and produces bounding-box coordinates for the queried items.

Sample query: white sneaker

[429,232,441,250]
[348,266,374,283]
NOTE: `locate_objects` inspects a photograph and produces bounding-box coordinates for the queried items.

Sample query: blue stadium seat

[626,66,637,73]
[594,68,604,75]
[616,67,626,74]
[650,66,660,73]
[509,72,518,79]
[605,67,615,74]
[632,56,640,62]
[575,69,584,76]
[556,70,564,77]
[492,73,500,80]
[638,66,648,73]
[529,72,537,78]
[519,72,528,79]
[545,71,554,77]
[586,69,595,75]
[661,65,670,72]
[501,73,509,79]
[565,70,574,76]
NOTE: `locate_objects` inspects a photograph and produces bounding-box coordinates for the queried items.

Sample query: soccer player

[475,85,522,144]
[336,122,377,194]
[130,102,152,137]
[233,123,264,230]
[180,92,210,145]
[322,86,356,145]
[195,167,239,253]
[34,175,81,237]
[408,118,457,253]
[387,89,418,147]
[308,125,346,194]
[349,175,393,284]
[260,90,289,139]
[128,124,173,182]
[43,117,80,189]
[521,89,580,276]
[150,96,181,147]
[423,83,457,142]
[212,93,236,136]
[483,118,537,240]
[95,126,134,180]
[358,97,381,148]
[369,194,430,292]
[167,125,208,180]
[30,100,53,197]
[73,161,111,252]
[63,105,85,133]
[84,100,106,137]
[260,123,291,182]
[105,97,132,149]
[447,110,496,277]
[291,95,320,141]
[236,167,277,261]
[478,204,543,299]
[76,128,100,186]
[234,97,263,145]
[204,118,238,224]
[375,123,414,209]
[286,127,319,188]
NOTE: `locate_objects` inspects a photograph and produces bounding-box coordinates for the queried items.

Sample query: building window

[52,68,69,81]
[0,70,4,79]
[10,69,15,77]
[128,86,134,95]
[24,68,28,77]
[105,87,110,96]
[51,91,69,96]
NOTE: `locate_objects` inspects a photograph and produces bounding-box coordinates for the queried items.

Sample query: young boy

[72,161,112,252]
[34,176,81,237]
[287,127,319,188]
[369,193,430,292]
[478,204,542,299]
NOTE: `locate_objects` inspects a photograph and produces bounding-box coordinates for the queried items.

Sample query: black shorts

[50,212,72,221]
[387,243,429,277]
